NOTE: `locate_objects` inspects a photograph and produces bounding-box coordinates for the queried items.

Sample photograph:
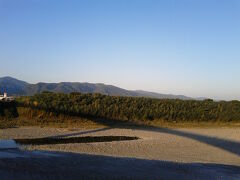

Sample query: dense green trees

[16,92,240,122]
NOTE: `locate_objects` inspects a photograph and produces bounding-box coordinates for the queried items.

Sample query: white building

[0,92,14,101]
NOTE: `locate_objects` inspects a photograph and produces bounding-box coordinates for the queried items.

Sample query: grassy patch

[148,120,240,128]
[0,117,106,129]
[1,107,240,130]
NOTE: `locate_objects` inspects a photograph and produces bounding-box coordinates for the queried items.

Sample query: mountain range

[0,76,206,100]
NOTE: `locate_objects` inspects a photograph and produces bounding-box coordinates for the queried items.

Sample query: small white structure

[0,92,14,101]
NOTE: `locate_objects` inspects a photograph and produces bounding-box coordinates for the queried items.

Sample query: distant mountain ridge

[0,76,205,100]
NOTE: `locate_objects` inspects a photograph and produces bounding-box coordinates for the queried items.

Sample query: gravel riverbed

[1,126,240,179]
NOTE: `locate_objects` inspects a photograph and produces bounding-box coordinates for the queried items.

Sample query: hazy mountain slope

[134,90,193,100]
[25,82,139,96]
[0,77,28,95]
[0,76,201,100]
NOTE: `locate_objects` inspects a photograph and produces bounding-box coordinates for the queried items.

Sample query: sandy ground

[1,126,240,179]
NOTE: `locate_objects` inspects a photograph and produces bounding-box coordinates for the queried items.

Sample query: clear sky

[0,0,239,100]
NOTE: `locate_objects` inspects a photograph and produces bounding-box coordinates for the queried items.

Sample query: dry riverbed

[1,126,240,179]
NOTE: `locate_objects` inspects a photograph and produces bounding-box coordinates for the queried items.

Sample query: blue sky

[0,0,239,100]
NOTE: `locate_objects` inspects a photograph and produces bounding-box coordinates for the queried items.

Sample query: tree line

[16,92,240,122]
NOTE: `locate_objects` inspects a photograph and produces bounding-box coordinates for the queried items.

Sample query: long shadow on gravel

[84,118,240,157]
[145,127,240,156]
[14,136,139,145]
[0,151,239,180]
